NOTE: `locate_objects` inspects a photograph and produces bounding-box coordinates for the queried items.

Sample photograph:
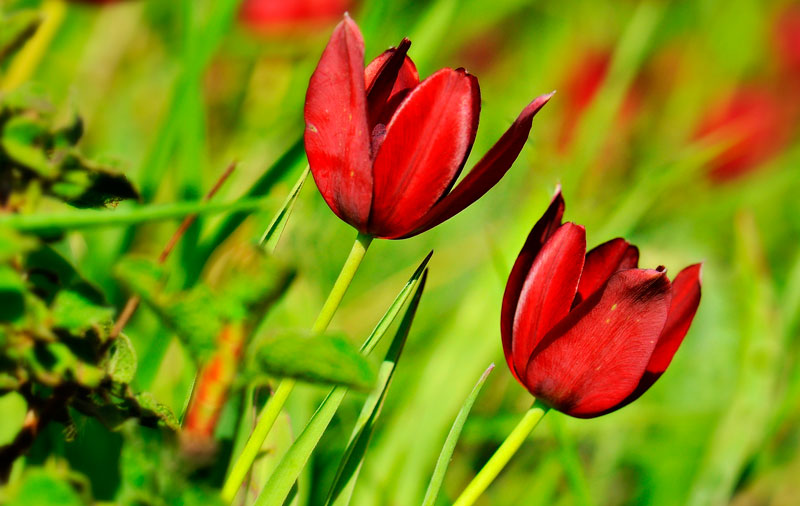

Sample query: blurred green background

[2,0,800,504]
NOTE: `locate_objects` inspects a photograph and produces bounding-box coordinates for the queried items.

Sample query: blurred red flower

[501,189,701,418]
[557,49,642,153]
[773,3,800,83]
[304,15,552,239]
[240,0,351,31]
[694,87,791,182]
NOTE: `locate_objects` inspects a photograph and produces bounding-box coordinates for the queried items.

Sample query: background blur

[3,0,800,504]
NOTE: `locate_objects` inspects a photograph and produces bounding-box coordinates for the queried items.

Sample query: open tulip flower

[304,15,553,239]
[501,189,702,418]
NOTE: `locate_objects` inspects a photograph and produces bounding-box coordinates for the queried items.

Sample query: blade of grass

[421,363,495,506]
[221,252,432,502]
[1,0,65,92]
[201,138,306,259]
[326,271,432,506]
[259,166,309,253]
[252,266,430,506]
[0,196,272,234]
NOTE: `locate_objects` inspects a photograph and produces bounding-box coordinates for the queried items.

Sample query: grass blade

[0,198,276,234]
[326,271,429,506]
[0,197,273,234]
[202,137,306,258]
[252,260,431,506]
[259,166,310,254]
[421,363,495,506]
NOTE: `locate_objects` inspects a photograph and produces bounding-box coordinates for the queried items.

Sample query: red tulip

[304,15,552,239]
[501,189,701,418]
[694,87,790,182]
[240,0,351,30]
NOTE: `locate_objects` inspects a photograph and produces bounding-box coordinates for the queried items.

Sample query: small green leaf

[257,332,375,391]
[422,363,495,506]
[1,115,56,177]
[0,391,28,446]
[50,289,113,335]
[105,333,138,384]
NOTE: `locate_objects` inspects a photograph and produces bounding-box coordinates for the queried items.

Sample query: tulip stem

[452,400,550,506]
[221,231,373,503]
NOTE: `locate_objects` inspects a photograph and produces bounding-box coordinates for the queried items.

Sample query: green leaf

[259,165,309,254]
[0,391,28,446]
[1,115,57,177]
[105,333,138,384]
[256,332,376,391]
[0,264,26,323]
[59,152,139,208]
[254,265,430,506]
[422,363,495,506]
[327,271,430,506]
[50,289,113,335]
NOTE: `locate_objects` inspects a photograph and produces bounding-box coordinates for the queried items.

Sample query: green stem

[453,400,550,506]
[221,232,373,503]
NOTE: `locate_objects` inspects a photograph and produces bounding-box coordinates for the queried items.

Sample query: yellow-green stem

[221,232,373,503]
[453,400,550,506]
[2,0,66,92]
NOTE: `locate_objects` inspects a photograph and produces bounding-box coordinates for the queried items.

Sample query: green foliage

[0,8,40,63]
[0,93,138,212]
[255,332,376,391]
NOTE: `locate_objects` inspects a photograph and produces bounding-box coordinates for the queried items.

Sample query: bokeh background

[3,0,800,504]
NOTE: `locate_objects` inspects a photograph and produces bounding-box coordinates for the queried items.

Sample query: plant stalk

[452,400,550,506]
[221,231,373,503]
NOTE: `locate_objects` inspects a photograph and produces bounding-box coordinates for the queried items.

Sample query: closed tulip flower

[501,188,701,418]
[304,15,552,239]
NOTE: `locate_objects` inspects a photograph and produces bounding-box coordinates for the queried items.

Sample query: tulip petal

[367,68,480,238]
[401,92,554,238]
[501,189,565,382]
[364,39,419,127]
[524,268,672,418]
[574,239,639,305]
[304,15,373,230]
[607,263,703,410]
[511,222,586,380]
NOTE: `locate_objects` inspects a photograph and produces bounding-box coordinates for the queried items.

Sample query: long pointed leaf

[259,166,310,254]
[421,363,495,506]
[202,138,306,259]
[326,271,429,506]
[253,260,431,506]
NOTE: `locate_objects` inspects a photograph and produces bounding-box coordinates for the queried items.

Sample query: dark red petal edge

[500,188,564,383]
[400,91,555,238]
[610,263,703,409]
[365,38,414,127]
[574,238,634,306]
